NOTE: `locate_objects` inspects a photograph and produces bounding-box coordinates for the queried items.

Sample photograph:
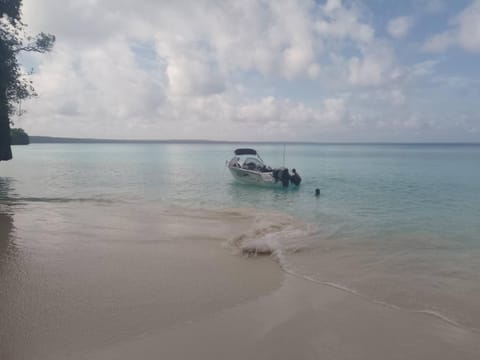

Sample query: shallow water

[1,143,480,333]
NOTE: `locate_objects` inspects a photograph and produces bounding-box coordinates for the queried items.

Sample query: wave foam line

[279,256,477,332]
[225,208,476,333]
[412,310,464,329]
[280,255,478,332]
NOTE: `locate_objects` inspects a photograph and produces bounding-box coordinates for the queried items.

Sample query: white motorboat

[226,148,301,187]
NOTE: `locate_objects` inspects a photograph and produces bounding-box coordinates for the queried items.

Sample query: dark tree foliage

[1,0,55,160]
[10,128,30,145]
[10,127,29,145]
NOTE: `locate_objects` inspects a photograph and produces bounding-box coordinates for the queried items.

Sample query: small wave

[225,210,317,258]
[282,260,474,332]
[411,310,464,329]
[223,208,476,333]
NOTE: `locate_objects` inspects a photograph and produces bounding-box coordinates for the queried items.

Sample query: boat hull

[228,167,281,187]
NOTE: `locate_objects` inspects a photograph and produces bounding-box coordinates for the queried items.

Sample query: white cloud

[22,40,166,138]
[15,0,477,142]
[423,32,454,52]
[389,89,406,105]
[423,0,480,53]
[166,57,225,97]
[348,44,396,87]
[456,0,480,52]
[410,60,439,77]
[387,16,414,39]
[321,98,350,124]
[315,0,374,43]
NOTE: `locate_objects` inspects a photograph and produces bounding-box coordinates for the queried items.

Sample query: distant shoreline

[28,136,480,145]
[29,136,238,144]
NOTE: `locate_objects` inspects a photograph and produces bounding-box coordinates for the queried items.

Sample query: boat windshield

[243,157,264,168]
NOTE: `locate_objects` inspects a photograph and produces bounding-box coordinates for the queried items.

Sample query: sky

[15,0,480,142]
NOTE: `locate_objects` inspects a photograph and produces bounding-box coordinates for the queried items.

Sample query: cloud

[166,57,225,97]
[456,0,480,52]
[348,43,397,87]
[423,0,480,53]
[407,60,439,79]
[22,40,166,138]
[423,32,455,52]
[315,0,374,43]
[16,0,478,142]
[321,98,350,123]
[419,0,447,14]
[387,16,414,39]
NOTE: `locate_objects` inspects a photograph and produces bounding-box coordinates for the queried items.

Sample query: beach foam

[225,209,316,256]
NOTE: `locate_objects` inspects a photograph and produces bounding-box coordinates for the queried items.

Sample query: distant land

[29,136,479,145]
[29,136,338,145]
[30,136,331,145]
[29,136,237,144]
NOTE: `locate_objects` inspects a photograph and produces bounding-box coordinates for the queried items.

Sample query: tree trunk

[0,91,13,161]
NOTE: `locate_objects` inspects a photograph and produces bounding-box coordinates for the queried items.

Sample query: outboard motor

[280,168,290,188]
[272,169,279,182]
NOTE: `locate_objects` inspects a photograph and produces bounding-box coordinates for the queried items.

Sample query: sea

[1,143,480,334]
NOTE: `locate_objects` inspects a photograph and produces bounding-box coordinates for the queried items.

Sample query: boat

[226,148,301,187]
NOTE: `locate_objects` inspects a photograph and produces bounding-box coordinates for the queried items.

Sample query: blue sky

[17,0,480,142]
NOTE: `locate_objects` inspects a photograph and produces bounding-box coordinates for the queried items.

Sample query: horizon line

[27,136,480,145]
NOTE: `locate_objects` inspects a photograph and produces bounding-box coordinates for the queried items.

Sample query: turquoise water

[3,143,480,243]
[2,143,480,329]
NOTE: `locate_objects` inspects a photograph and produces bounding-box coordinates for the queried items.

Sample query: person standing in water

[290,168,302,186]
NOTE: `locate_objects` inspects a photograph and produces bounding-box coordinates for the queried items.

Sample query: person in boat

[290,168,302,186]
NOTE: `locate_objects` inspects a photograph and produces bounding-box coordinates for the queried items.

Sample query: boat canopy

[234,148,257,155]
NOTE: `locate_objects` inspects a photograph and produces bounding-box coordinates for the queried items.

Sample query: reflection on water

[0,178,20,359]
[227,182,302,211]
[0,177,16,265]
[0,211,15,265]
[0,176,15,200]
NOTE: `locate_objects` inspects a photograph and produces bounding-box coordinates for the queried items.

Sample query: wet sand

[1,206,479,359]
[86,275,480,360]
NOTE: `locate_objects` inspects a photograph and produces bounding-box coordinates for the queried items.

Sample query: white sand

[1,207,479,360]
[81,273,480,360]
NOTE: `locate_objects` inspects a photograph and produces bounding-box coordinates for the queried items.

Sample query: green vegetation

[10,128,29,145]
[1,0,55,160]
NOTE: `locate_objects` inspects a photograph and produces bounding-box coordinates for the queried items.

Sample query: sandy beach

[3,0,480,356]
[1,205,479,360]
[86,275,480,360]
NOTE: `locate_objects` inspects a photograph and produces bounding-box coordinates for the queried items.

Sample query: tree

[1,0,55,161]
[10,127,29,145]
